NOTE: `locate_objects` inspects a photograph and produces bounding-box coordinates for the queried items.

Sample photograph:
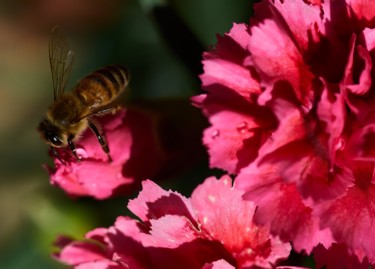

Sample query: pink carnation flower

[46,108,165,199]
[55,176,294,268]
[194,0,375,264]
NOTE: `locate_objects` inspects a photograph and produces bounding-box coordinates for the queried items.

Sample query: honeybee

[38,26,130,162]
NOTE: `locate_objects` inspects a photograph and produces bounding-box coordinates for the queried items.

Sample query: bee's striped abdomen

[74,65,129,108]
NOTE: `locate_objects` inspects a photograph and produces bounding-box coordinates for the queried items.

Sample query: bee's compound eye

[47,132,62,146]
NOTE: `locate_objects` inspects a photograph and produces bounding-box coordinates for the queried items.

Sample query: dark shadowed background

[0,0,250,268]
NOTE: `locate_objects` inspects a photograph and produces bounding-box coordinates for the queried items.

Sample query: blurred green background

[0,0,250,268]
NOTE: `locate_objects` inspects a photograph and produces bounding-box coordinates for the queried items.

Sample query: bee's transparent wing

[49,26,74,100]
[74,66,130,122]
[74,90,128,122]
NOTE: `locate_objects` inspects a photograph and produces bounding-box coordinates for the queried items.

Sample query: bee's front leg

[68,134,80,161]
[88,121,112,163]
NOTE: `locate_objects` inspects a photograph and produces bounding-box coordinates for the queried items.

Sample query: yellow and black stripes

[74,65,129,108]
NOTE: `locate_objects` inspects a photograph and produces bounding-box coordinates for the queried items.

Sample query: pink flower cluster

[51,0,375,268]
[55,177,298,269]
[193,0,375,267]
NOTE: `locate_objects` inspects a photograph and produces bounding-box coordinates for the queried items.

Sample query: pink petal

[347,46,372,95]
[262,140,354,202]
[317,87,346,162]
[235,163,333,254]
[201,49,260,100]
[200,109,267,173]
[216,23,250,53]
[341,35,375,122]
[203,259,236,269]
[256,99,354,202]
[317,181,375,263]
[192,89,276,174]
[343,35,373,97]
[127,180,195,225]
[247,19,314,106]
[50,160,132,199]
[109,216,145,242]
[140,215,199,248]
[363,28,375,51]
[347,0,375,28]
[347,124,375,161]
[270,0,324,51]
[106,217,152,269]
[86,228,108,244]
[191,176,291,267]
[192,176,256,247]
[261,99,307,152]
[56,241,106,266]
[201,23,260,99]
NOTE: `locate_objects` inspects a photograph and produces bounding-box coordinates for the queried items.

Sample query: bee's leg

[67,135,80,161]
[92,107,119,116]
[88,121,112,162]
[50,146,66,165]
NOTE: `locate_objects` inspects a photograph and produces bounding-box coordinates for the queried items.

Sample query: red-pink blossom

[46,108,165,199]
[55,177,293,268]
[192,23,278,174]
[194,0,375,264]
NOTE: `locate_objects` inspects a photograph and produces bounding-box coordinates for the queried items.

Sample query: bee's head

[38,119,66,147]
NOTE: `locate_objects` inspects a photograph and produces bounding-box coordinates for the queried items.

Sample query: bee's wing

[75,88,130,123]
[49,26,74,100]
